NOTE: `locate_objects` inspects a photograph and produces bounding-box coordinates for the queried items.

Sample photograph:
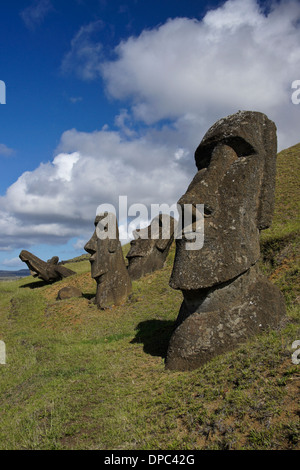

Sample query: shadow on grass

[19,279,50,289]
[82,293,96,301]
[131,319,175,358]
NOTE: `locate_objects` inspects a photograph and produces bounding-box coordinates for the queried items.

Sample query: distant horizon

[0,267,30,277]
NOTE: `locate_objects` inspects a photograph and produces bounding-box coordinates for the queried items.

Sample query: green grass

[261,142,300,241]
[0,144,299,450]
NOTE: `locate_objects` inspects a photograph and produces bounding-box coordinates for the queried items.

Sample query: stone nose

[178,143,239,216]
[84,232,97,255]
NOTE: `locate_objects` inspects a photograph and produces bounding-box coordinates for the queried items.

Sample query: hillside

[0,143,299,450]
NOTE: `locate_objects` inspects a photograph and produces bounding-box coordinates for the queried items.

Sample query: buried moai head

[169,110,278,291]
[19,250,76,283]
[165,111,286,371]
[126,213,176,280]
[84,212,131,309]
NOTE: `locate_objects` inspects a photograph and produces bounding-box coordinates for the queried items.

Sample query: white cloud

[20,0,53,30]
[2,152,80,215]
[69,96,83,104]
[100,0,300,147]
[203,0,263,30]
[0,144,14,157]
[50,152,80,182]
[1,257,24,268]
[61,20,104,80]
[1,0,300,255]
[0,126,191,250]
[72,238,86,251]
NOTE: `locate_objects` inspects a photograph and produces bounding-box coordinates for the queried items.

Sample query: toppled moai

[126,214,176,281]
[84,212,132,309]
[166,110,286,371]
[19,250,76,282]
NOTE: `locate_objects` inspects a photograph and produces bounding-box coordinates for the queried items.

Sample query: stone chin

[89,257,108,280]
[90,268,108,281]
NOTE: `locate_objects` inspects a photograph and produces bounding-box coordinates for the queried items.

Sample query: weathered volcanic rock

[56,286,82,300]
[166,265,286,370]
[166,110,286,371]
[126,214,176,281]
[19,250,76,283]
[84,212,132,309]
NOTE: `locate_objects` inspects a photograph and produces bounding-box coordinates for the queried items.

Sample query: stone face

[84,212,132,309]
[57,286,82,300]
[126,214,176,281]
[19,250,76,283]
[166,110,286,371]
[170,110,278,291]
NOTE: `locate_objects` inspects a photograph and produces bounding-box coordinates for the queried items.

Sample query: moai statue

[166,110,286,371]
[19,250,76,282]
[126,214,176,281]
[84,212,132,309]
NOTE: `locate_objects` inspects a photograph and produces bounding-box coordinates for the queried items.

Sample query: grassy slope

[0,144,299,450]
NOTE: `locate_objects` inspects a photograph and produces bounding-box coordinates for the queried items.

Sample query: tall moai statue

[166,110,286,371]
[126,213,176,281]
[84,212,132,309]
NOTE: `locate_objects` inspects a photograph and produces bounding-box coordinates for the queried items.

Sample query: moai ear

[256,119,277,230]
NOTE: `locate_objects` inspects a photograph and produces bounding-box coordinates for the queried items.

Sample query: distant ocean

[0,269,30,280]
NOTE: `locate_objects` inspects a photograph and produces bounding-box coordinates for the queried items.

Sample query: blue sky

[0,0,299,270]
[0,0,218,188]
